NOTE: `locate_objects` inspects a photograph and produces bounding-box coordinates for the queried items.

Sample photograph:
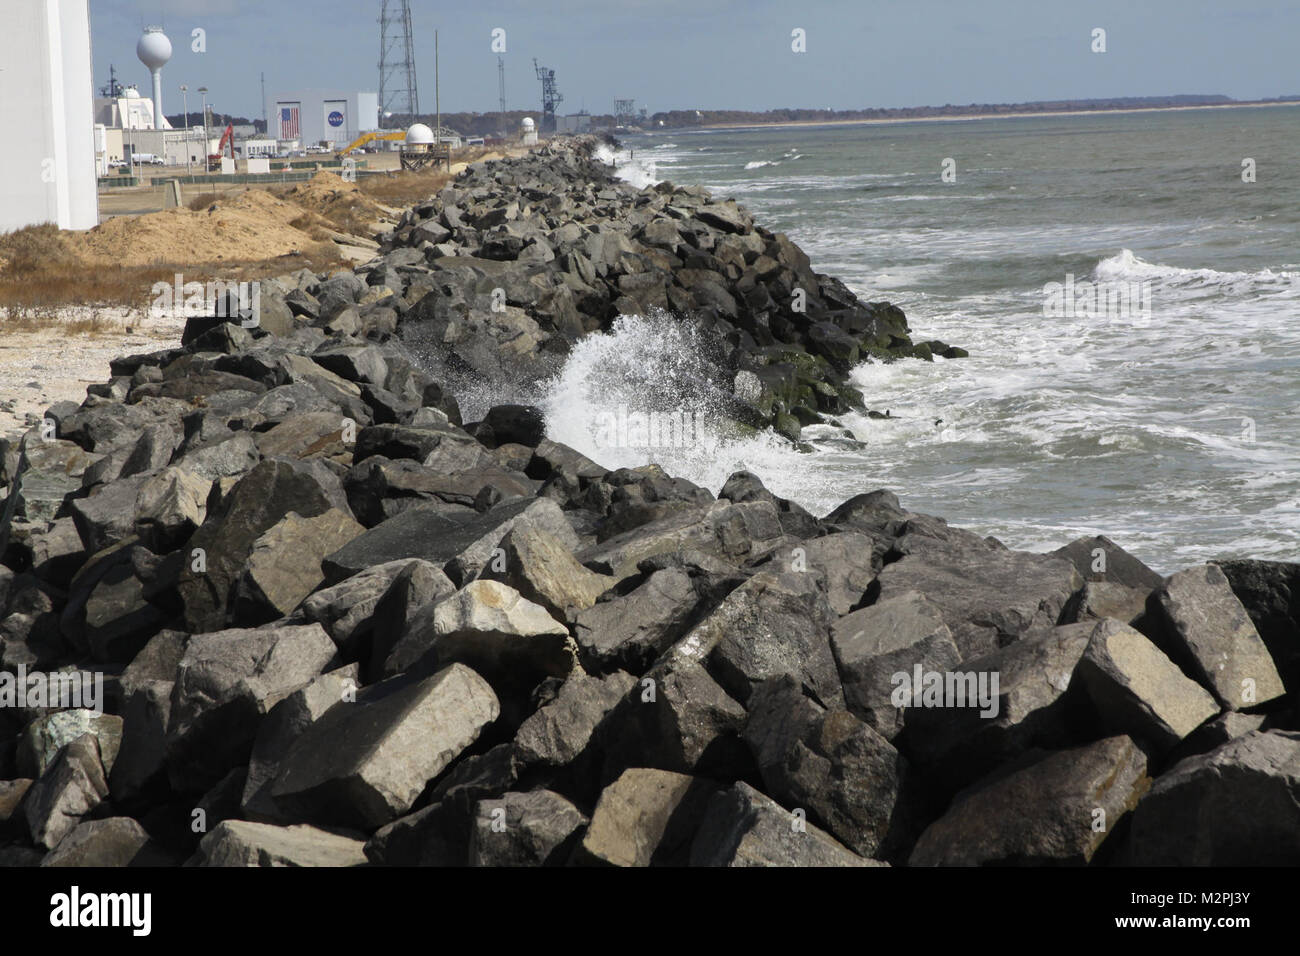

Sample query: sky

[90,0,1298,121]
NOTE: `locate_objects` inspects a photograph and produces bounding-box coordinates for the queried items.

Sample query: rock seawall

[0,140,1296,868]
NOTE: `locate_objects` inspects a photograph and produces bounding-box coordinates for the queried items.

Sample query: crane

[207,124,234,171]
[335,130,406,159]
[533,58,563,133]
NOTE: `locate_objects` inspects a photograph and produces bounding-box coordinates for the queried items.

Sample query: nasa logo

[328,111,344,127]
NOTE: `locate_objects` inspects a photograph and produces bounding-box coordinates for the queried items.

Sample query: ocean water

[542,110,1300,573]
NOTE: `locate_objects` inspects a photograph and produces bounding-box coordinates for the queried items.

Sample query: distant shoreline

[677,100,1300,133]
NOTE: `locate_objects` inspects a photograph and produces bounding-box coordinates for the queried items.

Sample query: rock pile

[0,140,1296,867]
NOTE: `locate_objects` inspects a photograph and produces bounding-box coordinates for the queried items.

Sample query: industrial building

[1,0,98,231]
[558,112,593,134]
[267,90,380,149]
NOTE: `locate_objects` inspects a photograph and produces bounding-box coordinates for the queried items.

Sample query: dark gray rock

[1128,730,1300,865]
[690,782,878,867]
[23,734,109,849]
[468,790,587,866]
[902,623,1096,793]
[830,592,962,741]
[910,735,1149,866]
[165,622,336,792]
[744,676,914,860]
[876,542,1082,660]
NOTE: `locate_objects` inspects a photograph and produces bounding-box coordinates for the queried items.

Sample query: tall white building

[0,0,98,231]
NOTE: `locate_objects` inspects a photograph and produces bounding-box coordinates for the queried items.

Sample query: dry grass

[0,220,344,315]
[355,146,501,208]
[0,305,119,334]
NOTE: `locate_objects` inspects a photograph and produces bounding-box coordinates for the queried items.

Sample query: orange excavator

[207,124,235,171]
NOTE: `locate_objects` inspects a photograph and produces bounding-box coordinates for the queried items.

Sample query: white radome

[405,123,434,146]
[521,117,536,131]
[136,29,172,70]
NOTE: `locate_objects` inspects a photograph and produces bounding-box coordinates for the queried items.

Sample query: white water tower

[137,27,172,129]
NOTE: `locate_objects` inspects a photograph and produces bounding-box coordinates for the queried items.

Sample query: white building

[242,139,279,159]
[94,86,171,130]
[267,90,379,148]
[1,0,98,230]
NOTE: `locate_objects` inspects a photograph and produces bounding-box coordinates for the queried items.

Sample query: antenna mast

[378,0,419,128]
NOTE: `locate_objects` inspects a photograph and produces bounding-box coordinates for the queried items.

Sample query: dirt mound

[276,171,389,220]
[65,189,325,267]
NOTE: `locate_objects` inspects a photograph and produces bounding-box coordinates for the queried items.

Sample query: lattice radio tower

[379,0,419,128]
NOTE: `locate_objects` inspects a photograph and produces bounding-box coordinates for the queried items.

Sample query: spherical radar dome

[405,123,434,146]
[521,117,536,131]
[137,29,173,70]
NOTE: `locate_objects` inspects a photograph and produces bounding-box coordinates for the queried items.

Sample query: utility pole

[498,56,506,138]
[260,72,267,130]
[181,84,190,175]
[435,29,440,145]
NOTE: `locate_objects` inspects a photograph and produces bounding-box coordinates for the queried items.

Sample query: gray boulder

[1128,731,1300,865]
[1147,564,1286,709]
[468,790,587,866]
[830,591,961,741]
[1074,618,1219,750]
[690,782,878,867]
[269,664,499,829]
[909,735,1149,866]
[193,820,368,867]
[165,622,336,791]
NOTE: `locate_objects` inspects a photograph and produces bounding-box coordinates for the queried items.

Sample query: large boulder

[177,460,338,632]
[572,567,705,674]
[480,524,614,620]
[1214,559,1300,696]
[1146,564,1286,710]
[909,735,1149,866]
[744,676,914,860]
[902,623,1095,792]
[468,790,587,866]
[830,591,960,741]
[23,735,109,849]
[690,782,878,867]
[192,820,368,867]
[231,508,364,625]
[687,570,844,709]
[269,664,499,830]
[573,768,716,867]
[165,622,336,792]
[876,536,1082,660]
[415,580,574,689]
[1074,619,1219,750]
[1127,731,1300,865]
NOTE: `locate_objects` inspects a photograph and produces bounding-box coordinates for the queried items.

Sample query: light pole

[181,84,190,175]
[199,86,209,171]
